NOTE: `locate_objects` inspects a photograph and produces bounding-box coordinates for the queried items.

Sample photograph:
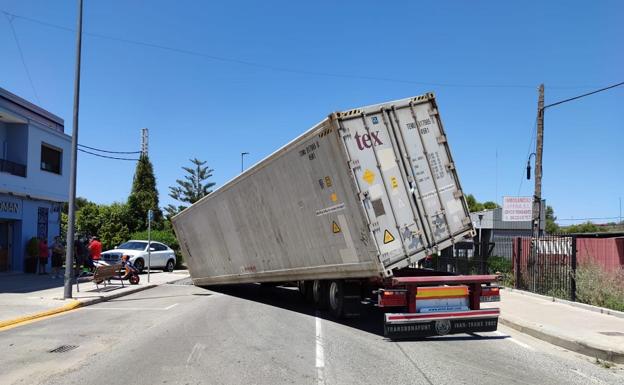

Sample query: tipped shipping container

[172,93,474,286]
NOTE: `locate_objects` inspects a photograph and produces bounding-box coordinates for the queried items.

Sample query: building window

[41,144,62,174]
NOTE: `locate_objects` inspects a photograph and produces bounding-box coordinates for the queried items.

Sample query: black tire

[165,259,175,272]
[328,280,345,318]
[328,280,361,319]
[312,280,329,310]
[298,281,314,302]
[134,258,144,273]
[129,274,140,285]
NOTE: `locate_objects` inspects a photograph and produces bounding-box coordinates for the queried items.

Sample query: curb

[499,315,624,364]
[504,287,624,319]
[0,275,189,330]
[0,300,82,329]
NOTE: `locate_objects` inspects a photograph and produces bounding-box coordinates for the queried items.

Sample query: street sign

[502,196,532,222]
[148,209,154,221]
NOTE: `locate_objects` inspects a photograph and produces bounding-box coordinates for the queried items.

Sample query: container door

[337,110,428,272]
[387,101,472,248]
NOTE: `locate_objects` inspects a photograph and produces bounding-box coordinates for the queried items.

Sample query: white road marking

[83,303,179,311]
[570,368,605,384]
[186,342,206,366]
[494,331,536,351]
[315,311,325,385]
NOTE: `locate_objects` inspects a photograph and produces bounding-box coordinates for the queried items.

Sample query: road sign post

[147,209,153,283]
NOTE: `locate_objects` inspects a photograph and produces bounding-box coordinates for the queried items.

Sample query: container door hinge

[462,217,472,226]
[453,190,463,199]
[429,108,439,117]
[437,135,447,144]
[369,221,380,232]
[446,163,455,171]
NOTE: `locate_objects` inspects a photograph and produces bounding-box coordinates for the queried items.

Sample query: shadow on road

[205,283,508,343]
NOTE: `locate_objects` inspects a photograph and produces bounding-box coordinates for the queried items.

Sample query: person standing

[88,236,102,262]
[38,238,49,275]
[50,236,65,279]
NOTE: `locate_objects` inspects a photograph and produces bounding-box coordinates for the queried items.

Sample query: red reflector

[378,290,407,307]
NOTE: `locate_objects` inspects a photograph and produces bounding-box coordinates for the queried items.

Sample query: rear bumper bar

[384,308,500,339]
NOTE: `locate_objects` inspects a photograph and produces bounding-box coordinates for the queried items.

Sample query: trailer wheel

[312,280,328,309]
[328,280,361,319]
[328,280,344,318]
[300,281,314,302]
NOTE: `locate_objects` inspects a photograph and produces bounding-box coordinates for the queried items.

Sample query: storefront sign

[0,196,22,219]
[502,196,532,222]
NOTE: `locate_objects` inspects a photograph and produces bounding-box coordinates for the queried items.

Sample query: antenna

[141,128,149,156]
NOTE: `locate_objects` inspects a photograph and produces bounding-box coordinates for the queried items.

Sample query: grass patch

[576,263,624,312]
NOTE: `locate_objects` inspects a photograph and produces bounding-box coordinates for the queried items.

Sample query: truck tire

[312,280,328,309]
[299,281,314,302]
[328,280,361,319]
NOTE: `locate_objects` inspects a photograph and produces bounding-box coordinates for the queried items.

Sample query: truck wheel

[312,280,328,309]
[328,280,344,318]
[329,280,361,319]
[299,281,314,302]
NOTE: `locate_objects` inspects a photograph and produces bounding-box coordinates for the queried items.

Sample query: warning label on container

[362,169,375,185]
[332,221,341,233]
[383,229,395,244]
[316,203,345,216]
[390,176,399,189]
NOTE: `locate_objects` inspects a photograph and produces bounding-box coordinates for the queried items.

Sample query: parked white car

[100,240,176,273]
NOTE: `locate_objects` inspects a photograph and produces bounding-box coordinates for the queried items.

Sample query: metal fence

[433,234,578,301]
[514,235,577,301]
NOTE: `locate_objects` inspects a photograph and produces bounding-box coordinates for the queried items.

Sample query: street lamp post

[241,152,249,173]
[63,0,84,299]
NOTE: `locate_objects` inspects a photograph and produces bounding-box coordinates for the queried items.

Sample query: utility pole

[141,128,149,157]
[64,0,84,299]
[533,84,544,238]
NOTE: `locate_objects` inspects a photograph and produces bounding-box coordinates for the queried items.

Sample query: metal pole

[63,0,83,299]
[533,84,544,238]
[147,209,152,283]
[241,152,249,173]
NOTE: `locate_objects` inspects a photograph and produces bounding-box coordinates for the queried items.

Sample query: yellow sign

[324,176,332,188]
[383,229,395,244]
[390,176,398,189]
[332,221,341,234]
[362,169,375,185]
[330,193,337,202]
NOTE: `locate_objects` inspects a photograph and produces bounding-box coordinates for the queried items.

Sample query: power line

[0,9,605,90]
[543,81,624,109]
[78,143,141,154]
[4,12,40,104]
[78,148,139,161]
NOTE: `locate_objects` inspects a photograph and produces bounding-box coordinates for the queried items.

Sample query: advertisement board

[502,196,532,222]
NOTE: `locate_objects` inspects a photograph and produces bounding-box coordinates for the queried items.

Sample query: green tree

[562,221,600,234]
[127,155,163,232]
[466,194,484,212]
[165,158,215,218]
[545,205,560,234]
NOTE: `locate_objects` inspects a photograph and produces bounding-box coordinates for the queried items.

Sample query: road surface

[1,280,622,385]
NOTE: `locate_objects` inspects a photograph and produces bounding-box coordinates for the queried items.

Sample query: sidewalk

[484,288,624,363]
[0,270,190,328]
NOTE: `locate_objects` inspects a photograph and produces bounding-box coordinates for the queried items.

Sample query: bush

[487,255,514,288]
[130,229,185,269]
[576,263,624,312]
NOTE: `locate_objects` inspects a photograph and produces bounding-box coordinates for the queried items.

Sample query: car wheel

[165,259,175,273]
[134,258,144,273]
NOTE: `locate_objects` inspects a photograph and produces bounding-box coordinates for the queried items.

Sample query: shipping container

[173,93,474,285]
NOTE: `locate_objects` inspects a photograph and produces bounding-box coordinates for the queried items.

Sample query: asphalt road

[1,281,622,385]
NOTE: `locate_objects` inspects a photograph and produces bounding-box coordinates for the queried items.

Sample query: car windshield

[117,241,148,251]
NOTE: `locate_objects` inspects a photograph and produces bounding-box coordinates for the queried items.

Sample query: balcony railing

[0,158,26,177]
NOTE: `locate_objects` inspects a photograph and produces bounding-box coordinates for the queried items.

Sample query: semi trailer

[172,92,500,338]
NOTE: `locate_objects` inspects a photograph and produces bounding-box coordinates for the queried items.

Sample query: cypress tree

[127,154,163,231]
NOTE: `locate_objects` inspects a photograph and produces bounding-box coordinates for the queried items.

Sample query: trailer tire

[312,280,328,309]
[328,280,345,318]
[328,280,361,318]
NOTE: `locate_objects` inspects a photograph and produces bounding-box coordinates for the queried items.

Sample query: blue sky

[1,0,622,224]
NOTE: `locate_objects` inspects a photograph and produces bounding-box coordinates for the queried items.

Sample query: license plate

[480,295,500,302]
